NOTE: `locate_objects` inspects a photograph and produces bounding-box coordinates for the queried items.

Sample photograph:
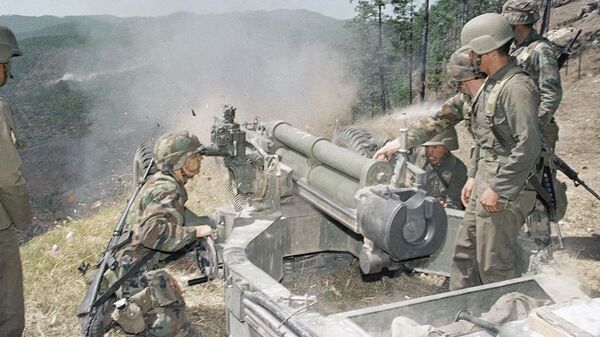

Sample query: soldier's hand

[373,138,401,162]
[461,177,475,207]
[479,187,502,213]
[194,225,214,239]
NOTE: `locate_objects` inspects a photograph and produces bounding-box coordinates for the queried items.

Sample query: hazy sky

[0,0,357,19]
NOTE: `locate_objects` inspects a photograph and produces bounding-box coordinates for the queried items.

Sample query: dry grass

[22,205,121,336]
[282,260,447,315]
[21,160,231,337]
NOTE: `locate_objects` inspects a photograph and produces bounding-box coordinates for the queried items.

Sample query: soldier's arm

[534,43,562,127]
[137,187,196,252]
[445,157,468,210]
[406,93,466,148]
[0,101,31,228]
[491,79,542,200]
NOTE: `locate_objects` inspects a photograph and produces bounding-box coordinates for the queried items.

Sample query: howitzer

[557,29,582,69]
[553,154,600,201]
[77,158,155,336]
[204,106,448,274]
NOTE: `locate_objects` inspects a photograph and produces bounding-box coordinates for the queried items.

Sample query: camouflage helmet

[502,0,540,25]
[461,13,514,55]
[154,130,206,171]
[0,26,22,63]
[422,127,459,151]
[447,46,479,82]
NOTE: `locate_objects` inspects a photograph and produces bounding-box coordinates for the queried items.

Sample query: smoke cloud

[58,10,357,187]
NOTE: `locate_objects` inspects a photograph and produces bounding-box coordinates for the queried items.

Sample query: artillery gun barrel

[267,121,392,186]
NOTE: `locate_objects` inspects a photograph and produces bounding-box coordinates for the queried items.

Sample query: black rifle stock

[553,154,600,201]
[78,158,155,333]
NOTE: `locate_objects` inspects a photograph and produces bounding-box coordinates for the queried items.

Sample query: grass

[22,205,120,337]
[21,160,231,337]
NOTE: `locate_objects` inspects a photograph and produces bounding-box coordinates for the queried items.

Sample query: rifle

[540,0,552,35]
[78,158,156,336]
[557,29,582,69]
[552,154,600,201]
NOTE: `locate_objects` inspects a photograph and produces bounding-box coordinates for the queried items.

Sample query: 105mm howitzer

[200,106,449,275]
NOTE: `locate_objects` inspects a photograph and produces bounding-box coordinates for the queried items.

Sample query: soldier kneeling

[103,130,215,337]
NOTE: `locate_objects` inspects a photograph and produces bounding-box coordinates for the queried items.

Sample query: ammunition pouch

[132,269,185,311]
[111,299,146,334]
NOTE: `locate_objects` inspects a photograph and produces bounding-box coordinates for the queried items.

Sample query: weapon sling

[489,127,564,249]
[479,65,564,248]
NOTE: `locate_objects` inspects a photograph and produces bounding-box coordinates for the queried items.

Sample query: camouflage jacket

[411,148,468,210]
[510,30,562,128]
[407,92,470,149]
[0,97,31,231]
[117,171,196,271]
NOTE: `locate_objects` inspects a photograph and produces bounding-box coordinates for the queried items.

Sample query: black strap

[93,230,169,309]
[91,249,159,309]
[429,162,450,190]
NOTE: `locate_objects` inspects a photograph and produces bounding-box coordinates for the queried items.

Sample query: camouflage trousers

[0,225,24,337]
[450,161,537,290]
[111,269,200,337]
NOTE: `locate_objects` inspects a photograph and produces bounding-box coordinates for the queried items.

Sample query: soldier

[0,26,32,337]
[377,14,541,290]
[503,0,565,250]
[502,0,562,151]
[410,127,468,210]
[376,46,486,164]
[103,130,215,337]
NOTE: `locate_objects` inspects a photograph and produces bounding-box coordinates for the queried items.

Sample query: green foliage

[348,0,505,118]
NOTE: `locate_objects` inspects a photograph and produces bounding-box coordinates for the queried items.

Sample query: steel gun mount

[205,106,448,274]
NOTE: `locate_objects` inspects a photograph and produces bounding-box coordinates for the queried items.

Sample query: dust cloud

[353,102,443,139]
[58,10,357,187]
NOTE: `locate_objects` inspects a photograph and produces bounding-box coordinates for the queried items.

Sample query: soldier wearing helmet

[503,0,564,252]
[376,14,542,290]
[0,25,31,337]
[375,47,483,161]
[503,0,563,151]
[99,130,214,337]
[449,13,541,290]
[410,127,468,210]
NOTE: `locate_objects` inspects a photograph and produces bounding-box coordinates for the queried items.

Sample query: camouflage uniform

[407,15,541,289]
[503,0,564,248]
[503,0,562,150]
[410,128,468,210]
[0,26,31,337]
[105,131,204,337]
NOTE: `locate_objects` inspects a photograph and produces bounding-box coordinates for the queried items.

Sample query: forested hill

[0,11,353,219]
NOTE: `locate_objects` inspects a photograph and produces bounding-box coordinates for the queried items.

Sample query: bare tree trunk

[408,0,414,104]
[462,0,468,25]
[419,0,429,102]
[377,3,388,113]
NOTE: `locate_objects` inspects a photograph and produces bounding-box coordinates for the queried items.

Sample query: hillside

[8,2,600,337]
[0,11,354,234]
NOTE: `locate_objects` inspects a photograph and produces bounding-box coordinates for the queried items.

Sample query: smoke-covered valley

[2,10,357,219]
